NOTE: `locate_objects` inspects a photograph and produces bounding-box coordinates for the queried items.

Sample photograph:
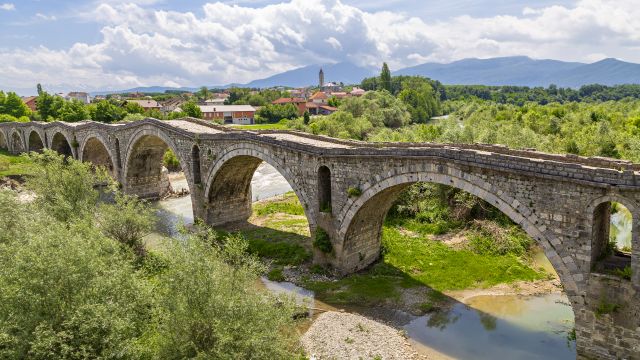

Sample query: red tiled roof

[272,97,306,104]
[310,91,328,100]
[319,105,338,111]
[305,102,319,108]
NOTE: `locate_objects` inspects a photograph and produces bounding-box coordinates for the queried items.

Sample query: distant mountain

[91,62,375,95]
[242,62,376,88]
[395,56,640,87]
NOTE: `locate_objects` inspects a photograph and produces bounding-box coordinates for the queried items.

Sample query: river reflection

[406,293,576,360]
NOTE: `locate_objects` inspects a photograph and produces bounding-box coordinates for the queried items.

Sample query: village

[20,68,367,125]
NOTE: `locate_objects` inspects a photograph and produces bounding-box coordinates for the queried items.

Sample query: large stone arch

[50,131,74,158]
[337,170,580,296]
[202,145,315,228]
[9,130,24,154]
[79,135,116,177]
[27,130,45,153]
[123,128,191,199]
[0,130,7,151]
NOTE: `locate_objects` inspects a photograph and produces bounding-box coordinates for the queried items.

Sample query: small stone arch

[50,131,74,158]
[80,135,116,177]
[203,145,315,229]
[338,170,579,296]
[586,194,639,285]
[27,130,45,153]
[123,128,190,199]
[9,130,24,154]
[0,130,7,151]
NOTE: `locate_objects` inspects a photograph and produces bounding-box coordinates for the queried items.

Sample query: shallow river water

[151,163,579,359]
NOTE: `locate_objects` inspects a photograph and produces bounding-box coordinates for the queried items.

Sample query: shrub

[313,227,333,254]
[267,267,286,282]
[613,265,632,280]
[97,193,154,257]
[0,209,152,358]
[162,149,181,172]
[347,186,362,197]
[139,234,301,358]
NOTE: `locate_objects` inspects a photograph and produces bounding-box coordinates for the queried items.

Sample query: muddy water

[152,163,577,359]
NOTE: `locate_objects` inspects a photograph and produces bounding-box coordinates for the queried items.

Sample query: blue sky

[0,0,637,94]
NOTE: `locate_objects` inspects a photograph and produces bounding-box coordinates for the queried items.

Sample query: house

[309,91,328,105]
[21,96,37,111]
[203,98,226,106]
[330,92,348,99]
[126,99,161,111]
[198,105,256,125]
[321,82,342,93]
[350,87,366,97]
[67,92,90,104]
[160,98,185,114]
[305,102,337,116]
[272,97,307,116]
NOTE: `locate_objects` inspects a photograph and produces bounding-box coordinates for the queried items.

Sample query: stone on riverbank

[302,311,427,360]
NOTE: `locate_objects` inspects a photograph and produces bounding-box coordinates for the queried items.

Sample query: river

[150,163,579,359]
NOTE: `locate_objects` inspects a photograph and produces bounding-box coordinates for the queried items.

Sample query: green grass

[0,150,37,177]
[381,226,542,291]
[253,192,305,216]
[247,237,310,266]
[234,190,543,306]
[231,120,290,130]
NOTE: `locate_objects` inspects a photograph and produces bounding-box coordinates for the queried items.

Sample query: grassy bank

[231,191,546,307]
[0,150,37,177]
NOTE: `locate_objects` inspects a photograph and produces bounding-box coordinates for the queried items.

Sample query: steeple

[319,68,324,88]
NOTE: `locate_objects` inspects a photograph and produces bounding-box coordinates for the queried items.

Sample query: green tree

[197,86,210,101]
[25,151,110,223]
[124,101,146,114]
[36,92,64,121]
[303,110,310,125]
[180,100,203,118]
[97,193,154,257]
[58,99,89,122]
[398,77,441,122]
[257,104,298,123]
[380,62,392,92]
[91,100,126,123]
[3,92,30,118]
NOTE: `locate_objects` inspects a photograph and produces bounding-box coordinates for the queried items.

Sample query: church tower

[319,68,324,88]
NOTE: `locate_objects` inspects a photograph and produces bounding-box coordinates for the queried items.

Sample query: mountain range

[93,56,640,95]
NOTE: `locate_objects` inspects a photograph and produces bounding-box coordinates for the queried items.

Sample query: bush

[313,227,333,254]
[140,234,301,358]
[347,186,362,197]
[467,220,532,256]
[162,149,181,172]
[0,206,152,358]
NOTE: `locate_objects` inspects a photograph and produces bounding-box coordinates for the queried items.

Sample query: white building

[67,92,90,104]
[191,105,256,125]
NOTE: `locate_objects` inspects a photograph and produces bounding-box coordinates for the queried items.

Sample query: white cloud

[2,0,640,93]
[0,3,14,11]
[35,13,57,21]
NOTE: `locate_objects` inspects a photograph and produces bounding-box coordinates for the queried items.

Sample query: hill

[394,56,640,87]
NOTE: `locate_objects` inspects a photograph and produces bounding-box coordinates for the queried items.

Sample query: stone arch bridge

[0,118,639,359]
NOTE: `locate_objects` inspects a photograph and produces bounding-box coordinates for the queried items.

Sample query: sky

[1,0,639,94]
